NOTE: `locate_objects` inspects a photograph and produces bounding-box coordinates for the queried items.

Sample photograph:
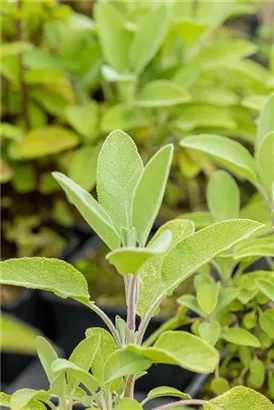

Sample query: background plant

[1,130,273,409]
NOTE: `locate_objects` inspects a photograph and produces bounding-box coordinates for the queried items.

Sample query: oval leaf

[10,389,50,410]
[256,131,274,198]
[143,386,190,405]
[207,171,240,222]
[180,134,258,183]
[65,102,99,141]
[36,337,58,382]
[135,80,190,107]
[68,145,99,192]
[221,328,261,347]
[256,279,274,302]
[132,144,173,245]
[0,257,90,306]
[197,282,220,315]
[52,172,120,250]
[114,399,142,410]
[106,247,160,275]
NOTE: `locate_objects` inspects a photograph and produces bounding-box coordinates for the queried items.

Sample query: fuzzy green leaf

[104,350,151,384]
[205,386,274,410]
[234,236,274,260]
[256,93,274,152]
[0,392,10,407]
[248,358,265,389]
[197,282,220,315]
[162,220,262,294]
[181,134,258,184]
[177,295,206,318]
[207,171,240,222]
[114,399,142,410]
[135,80,190,107]
[10,389,50,410]
[101,104,149,133]
[126,330,219,373]
[65,102,99,141]
[68,145,99,192]
[256,279,274,302]
[130,5,169,73]
[214,288,239,313]
[97,130,143,233]
[143,386,190,405]
[20,126,79,159]
[199,321,221,346]
[0,257,90,306]
[259,310,274,339]
[221,328,261,347]
[95,3,131,72]
[132,144,173,245]
[256,132,274,197]
[51,359,98,393]
[52,172,120,250]
[36,337,58,382]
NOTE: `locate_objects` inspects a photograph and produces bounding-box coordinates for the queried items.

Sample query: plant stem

[89,302,121,347]
[137,294,165,344]
[126,275,138,344]
[151,399,207,410]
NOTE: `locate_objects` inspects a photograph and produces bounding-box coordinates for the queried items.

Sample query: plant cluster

[2,0,273,257]
[1,129,273,409]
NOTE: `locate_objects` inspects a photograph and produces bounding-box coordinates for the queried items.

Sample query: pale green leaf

[85,328,117,387]
[179,212,213,229]
[65,102,99,141]
[197,282,220,315]
[142,386,190,405]
[181,134,258,184]
[101,65,136,83]
[256,132,274,197]
[162,220,262,293]
[132,144,173,245]
[207,171,240,222]
[137,220,195,318]
[221,328,261,347]
[0,257,90,306]
[0,123,23,142]
[234,236,274,260]
[259,310,274,339]
[1,41,33,59]
[51,359,98,393]
[135,80,190,107]
[36,337,58,382]
[248,358,265,389]
[199,321,221,346]
[130,5,169,73]
[206,386,274,410]
[0,392,10,407]
[214,288,239,313]
[68,145,99,191]
[177,295,206,318]
[97,129,143,233]
[1,314,40,355]
[20,126,79,159]
[242,95,267,112]
[53,172,120,250]
[211,377,230,395]
[100,104,149,133]
[126,330,219,373]
[256,93,274,152]
[114,399,142,410]
[95,3,131,72]
[10,389,50,410]
[104,349,151,384]
[256,279,274,302]
[67,334,101,391]
[25,68,66,84]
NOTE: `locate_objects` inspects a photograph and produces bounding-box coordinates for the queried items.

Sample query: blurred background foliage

[1,0,273,255]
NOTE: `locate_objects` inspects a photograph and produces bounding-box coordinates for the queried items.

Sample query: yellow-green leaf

[135,80,190,107]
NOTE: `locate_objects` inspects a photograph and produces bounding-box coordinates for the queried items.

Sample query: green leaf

[65,102,99,141]
[51,359,98,393]
[10,389,50,410]
[242,95,267,112]
[104,349,151,384]
[197,282,220,315]
[36,337,58,382]
[97,129,143,233]
[179,212,213,229]
[20,126,79,159]
[67,334,101,391]
[211,378,230,395]
[137,220,195,318]
[248,358,265,389]
[68,145,99,191]
[177,295,206,318]
[106,244,168,275]
[132,144,173,245]
[114,399,142,410]
[256,132,274,197]
[0,123,23,142]
[95,3,131,72]
[234,236,274,260]
[214,288,239,313]
[24,68,66,85]
[199,321,221,346]
[256,279,274,302]
[0,159,14,183]
[100,104,149,133]
[207,171,240,222]
[85,328,117,387]
[135,80,190,107]
[259,310,274,339]
[0,257,90,306]
[181,134,258,184]
[221,328,261,347]
[0,392,10,407]
[256,93,274,152]
[206,386,274,410]
[0,314,40,355]
[162,220,262,293]
[52,172,120,250]
[1,41,33,58]
[126,331,219,373]
[142,386,190,405]
[130,5,169,73]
